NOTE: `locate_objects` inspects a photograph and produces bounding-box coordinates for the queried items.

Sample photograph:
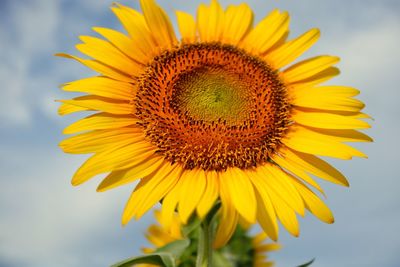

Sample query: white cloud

[0,145,152,267]
[0,0,59,128]
[0,65,30,125]
[317,13,400,91]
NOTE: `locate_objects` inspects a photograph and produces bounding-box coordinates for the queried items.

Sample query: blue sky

[0,0,399,266]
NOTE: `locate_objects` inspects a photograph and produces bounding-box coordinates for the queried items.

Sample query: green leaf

[111,240,190,267]
[297,258,315,267]
[181,218,201,237]
[212,251,234,267]
[156,239,191,259]
[219,224,254,267]
[110,252,175,267]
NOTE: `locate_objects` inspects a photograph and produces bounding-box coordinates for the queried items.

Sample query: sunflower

[251,233,280,267]
[138,210,183,267]
[139,210,280,267]
[58,0,372,247]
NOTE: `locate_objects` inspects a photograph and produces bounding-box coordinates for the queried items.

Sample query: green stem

[196,202,221,267]
[196,220,213,267]
[196,225,205,267]
[203,220,212,267]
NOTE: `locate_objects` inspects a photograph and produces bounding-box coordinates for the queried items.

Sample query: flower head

[58,0,372,247]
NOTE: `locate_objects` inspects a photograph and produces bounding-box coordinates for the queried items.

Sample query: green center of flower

[173,66,251,124]
[136,43,290,171]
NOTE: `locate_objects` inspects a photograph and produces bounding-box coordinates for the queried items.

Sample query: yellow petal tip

[121,214,131,226]
[312,28,321,34]
[96,186,106,193]
[70,179,80,187]
[269,234,278,242]
[55,53,72,58]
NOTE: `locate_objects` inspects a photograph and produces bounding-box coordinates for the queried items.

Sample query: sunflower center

[136,43,290,171]
[173,66,251,124]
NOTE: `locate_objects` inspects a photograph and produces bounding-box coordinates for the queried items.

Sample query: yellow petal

[141,247,154,254]
[122,162,182,224]
[176,11,197,43]
[265,184,299,237]
[294,95,365,112]
[293,107,371,118]
[178,169,206,224]
[309,128,373,143]
[92,27,147,65]
[252,232,268,245]
[111,4,158,59]
[292,109,371,129]
[63,113,138,134]
[161,180,183,229]
[255,243,282,253]
[253,164,303,215]
[58,96,133,115]
[197,171,219,219]
[283,125,367,159]
[270,153,324,194]
[222,3,253,45]
[140,0,177,49]
[241,9,289,54]
[291,179,334,223]
[220,168,257,223]
[154,210,182,240]
[146,225,175,247]
[281,147,349,186]
[214,176,239,248]
[72,140,154,186]
[291,85,364,112]
[97,155,165,192]
[77,36,142,75]
[61,76,135,100]
[60,128,142,154]
[296,85,360,97]
[287,67,340,89]
[238,215,251,231]
[282,56,340,84]
[55,53,132,82]
[250,174,279,241]
[262,165,305,216]
[197,0,224,42]
[265,28,320,69]
[58,102,91,115]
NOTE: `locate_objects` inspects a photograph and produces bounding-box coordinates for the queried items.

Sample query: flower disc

[136,43,290,171]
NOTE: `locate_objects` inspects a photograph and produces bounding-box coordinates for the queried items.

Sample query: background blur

[0,0,399,266]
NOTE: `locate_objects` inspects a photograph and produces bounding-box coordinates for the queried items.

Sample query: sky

[0,0,399,266]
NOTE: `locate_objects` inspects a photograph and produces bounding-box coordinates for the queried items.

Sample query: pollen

[135,43,291,171]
